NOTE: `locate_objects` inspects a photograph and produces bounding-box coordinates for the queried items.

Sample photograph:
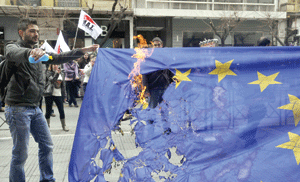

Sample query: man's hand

[30,48,45,61]
[81,44,99,54]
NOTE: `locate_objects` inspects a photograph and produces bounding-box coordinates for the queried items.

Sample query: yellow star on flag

[276,132,300,165]
[173,69,192,89]
[278,94,300,126]
[248,71,281,92]
[208,60,236,82]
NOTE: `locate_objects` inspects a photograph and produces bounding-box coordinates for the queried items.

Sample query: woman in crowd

[83,54,96,93]
[64,60,80,107]
[78,53,90,69]
[44,64,69,131]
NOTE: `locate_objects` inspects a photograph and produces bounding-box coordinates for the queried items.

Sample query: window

[183,32,214,47]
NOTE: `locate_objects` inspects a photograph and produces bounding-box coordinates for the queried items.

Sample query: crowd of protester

[47,53,95,117]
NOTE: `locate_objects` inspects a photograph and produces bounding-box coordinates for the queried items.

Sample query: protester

[64,60,80,107]
[143,37,174,109]
[78,52,90,69]
[3,18,98,182]
[83,54,96,93]
[44,64,69,131]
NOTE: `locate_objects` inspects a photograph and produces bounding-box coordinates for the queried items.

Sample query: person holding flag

[3,18,99,182]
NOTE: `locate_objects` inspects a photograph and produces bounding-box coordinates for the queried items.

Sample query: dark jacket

[143,69,174,91]
[4,39,84,106]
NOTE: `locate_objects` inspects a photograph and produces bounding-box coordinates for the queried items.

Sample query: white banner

[41,40,56,53]
[54,31,70,53]
[78,10,102,40]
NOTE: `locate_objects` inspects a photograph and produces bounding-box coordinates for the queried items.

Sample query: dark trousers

[83,82,88,93]
[66,81,78,106]
[45,96,65,119]
[149,88,166,108]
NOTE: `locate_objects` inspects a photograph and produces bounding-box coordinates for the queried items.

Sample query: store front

[0,17,63,55]
[135,17,172,47]
[64,18,131,49]
[172,19,273,47]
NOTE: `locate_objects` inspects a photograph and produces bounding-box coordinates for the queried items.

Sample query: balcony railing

[135,0,277,11]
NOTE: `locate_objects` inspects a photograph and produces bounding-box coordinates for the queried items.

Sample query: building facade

[133,0,286,47]
[280,0,300,45]
[0,0,288,54]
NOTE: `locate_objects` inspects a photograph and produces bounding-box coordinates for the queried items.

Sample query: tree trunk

[99,23,117,48]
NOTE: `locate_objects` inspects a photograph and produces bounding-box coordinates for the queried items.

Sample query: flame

[129,35,154,109]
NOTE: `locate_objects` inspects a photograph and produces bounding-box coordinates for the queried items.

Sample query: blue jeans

[5,106,55,182]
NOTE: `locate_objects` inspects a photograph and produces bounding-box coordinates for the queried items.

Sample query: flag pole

[73,26,79,49]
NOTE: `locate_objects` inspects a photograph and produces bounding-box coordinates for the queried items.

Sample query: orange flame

[129,35,154,109]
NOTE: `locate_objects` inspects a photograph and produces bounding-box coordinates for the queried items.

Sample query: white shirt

[83,62,93,83]
[52,74,62,97]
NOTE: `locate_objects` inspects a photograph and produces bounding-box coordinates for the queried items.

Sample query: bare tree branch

[204,14,241,46]
[99,0,128,47]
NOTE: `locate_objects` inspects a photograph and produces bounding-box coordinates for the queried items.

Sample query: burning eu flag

[69,46,300,182]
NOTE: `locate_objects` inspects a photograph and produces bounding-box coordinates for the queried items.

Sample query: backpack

[0,58,14,101]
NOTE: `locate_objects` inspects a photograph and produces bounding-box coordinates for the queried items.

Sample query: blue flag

[69,46,300,181]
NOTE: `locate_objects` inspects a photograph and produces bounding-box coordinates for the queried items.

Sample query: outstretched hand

[81,44,99,54]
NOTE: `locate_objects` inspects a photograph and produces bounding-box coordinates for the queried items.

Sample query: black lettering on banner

[83,20,87,27]
[82,20,94,30]
[86,22,91,29]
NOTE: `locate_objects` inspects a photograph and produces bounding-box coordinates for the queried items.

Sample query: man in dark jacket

[143,37,174,109]
[4,18,98,182]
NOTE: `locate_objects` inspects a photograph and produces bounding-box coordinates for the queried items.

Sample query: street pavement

[0,99,182,182]
[0,98,137,182]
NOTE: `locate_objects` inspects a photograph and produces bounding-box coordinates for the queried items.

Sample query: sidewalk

[0,134,74,181]
[0,99,139,182]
